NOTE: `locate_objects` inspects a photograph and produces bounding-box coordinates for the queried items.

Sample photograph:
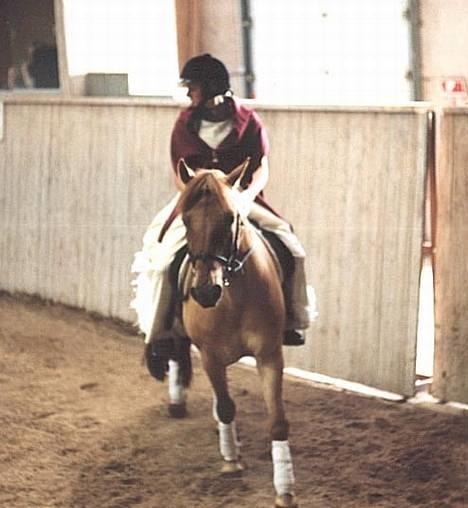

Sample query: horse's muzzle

[191,283,222,308]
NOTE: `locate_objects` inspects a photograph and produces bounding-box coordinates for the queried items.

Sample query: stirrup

[283,329,305,346]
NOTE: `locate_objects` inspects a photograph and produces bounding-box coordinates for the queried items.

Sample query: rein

[187,213,253,287]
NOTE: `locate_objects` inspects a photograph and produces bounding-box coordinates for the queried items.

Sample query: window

[63,0,178,96]
[0,0,59,91]
[251,0,413,104]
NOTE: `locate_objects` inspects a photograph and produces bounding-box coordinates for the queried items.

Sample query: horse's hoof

[274,493,298,508]
[220,460,245,477]
[168,402,187,418]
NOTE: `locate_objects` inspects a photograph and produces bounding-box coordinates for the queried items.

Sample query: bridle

[187,213,253,287]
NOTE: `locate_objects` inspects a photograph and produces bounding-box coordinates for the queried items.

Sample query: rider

[131,54,314,348]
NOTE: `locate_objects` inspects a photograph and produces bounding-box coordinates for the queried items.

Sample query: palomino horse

[148,159,297,508]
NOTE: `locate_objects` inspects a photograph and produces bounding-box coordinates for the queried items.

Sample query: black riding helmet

[180,54,231,100]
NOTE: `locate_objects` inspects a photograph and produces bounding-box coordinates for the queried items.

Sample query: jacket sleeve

[240,111,270,187]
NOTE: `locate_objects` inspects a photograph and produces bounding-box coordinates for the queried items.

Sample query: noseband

[187,213,253,286]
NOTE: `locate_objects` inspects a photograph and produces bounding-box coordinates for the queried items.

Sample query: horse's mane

[177,172,232,215]
[158,172,234,242]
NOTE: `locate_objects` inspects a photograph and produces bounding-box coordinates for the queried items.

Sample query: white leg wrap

[272,440,295,496]
[218,421,241,462]
[212,394,220,423]
[168,360,186,405]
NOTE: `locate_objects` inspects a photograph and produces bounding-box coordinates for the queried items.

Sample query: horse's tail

[144,336,192,387]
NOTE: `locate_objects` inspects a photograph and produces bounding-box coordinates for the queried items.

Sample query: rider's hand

[232,189,254,217]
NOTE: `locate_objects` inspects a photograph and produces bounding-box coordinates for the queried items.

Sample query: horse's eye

[224,213,234,228]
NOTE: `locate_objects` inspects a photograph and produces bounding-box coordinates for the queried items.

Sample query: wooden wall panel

[258,107,428,396]
[419,0,468,102]
[0,99,178,321]
[174,0,244,95]
[197,0,244,96]
[433,109,468,404]
[174,0,201,70]
[0,99,428,396]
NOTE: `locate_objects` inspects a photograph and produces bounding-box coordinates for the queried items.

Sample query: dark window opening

[0,0,59,90]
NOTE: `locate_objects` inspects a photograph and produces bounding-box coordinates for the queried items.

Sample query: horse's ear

[225,157,251,188]
[177,158,196,184]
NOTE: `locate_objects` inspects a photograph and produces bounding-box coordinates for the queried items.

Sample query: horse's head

[176,159,250,308]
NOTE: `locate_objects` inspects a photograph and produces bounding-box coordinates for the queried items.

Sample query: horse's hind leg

[201,353,243,475]
[257,351,297,508]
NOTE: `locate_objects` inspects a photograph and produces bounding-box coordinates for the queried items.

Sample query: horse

[146,159,298,508]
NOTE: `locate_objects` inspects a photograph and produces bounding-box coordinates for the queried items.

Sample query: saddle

[258,228,295,281]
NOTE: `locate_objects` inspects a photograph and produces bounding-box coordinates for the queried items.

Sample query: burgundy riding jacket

[159,99,282,241]
[170,98,269,185]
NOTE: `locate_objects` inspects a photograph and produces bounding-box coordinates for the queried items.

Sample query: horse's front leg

[257,351,298,508]
[167,359,187,418]
[200,352,243,475]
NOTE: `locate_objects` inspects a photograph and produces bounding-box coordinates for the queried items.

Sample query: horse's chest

[183,306,247,362]
[195,340,245,365]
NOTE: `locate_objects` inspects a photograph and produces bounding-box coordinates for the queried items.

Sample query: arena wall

[0,98,431,397]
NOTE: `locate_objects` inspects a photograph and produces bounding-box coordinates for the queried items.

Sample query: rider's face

[187,83,203,106]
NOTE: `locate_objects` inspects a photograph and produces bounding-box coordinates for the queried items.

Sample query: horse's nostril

[191,284,222,308]
[209,284,222,301]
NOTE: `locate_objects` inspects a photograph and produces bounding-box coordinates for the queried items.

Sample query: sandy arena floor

[0,294,466,508]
